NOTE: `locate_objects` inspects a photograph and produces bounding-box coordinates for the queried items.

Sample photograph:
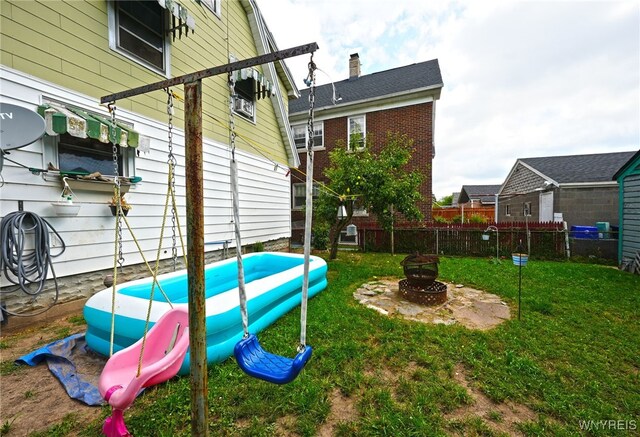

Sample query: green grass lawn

[48,254,640,436]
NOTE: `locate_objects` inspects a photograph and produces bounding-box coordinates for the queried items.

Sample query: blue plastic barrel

[570,225,598,239]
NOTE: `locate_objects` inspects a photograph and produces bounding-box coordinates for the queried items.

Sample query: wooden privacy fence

[432,206,495,222]
[358,222,567,259]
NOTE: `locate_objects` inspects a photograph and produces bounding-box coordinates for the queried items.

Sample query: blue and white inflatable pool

[84,252,328,374]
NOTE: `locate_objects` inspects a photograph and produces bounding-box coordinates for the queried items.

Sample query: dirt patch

[446,363,537,435]
[273,415,299,436]
[353,278,511,330]
[0,316,103,436]
[317,388,358,436]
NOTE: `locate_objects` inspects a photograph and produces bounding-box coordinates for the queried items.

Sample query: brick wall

[291,102,435,236]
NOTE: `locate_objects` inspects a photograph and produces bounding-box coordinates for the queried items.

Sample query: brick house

[497,151,636,229]
[288,54,443,245]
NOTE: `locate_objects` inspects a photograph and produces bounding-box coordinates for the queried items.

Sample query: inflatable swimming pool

[84,252,328,374]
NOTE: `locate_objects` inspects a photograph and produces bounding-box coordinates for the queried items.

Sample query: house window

[109,0,169,75]
[505,205,511,216]
[46,133,135,177]
[523,202,532,216]
[339,229,358,245]
[348,115,365,151]
[233,79,255,120]
[292,183,319,209]
[292,122,323,150]
[200,0,221,17]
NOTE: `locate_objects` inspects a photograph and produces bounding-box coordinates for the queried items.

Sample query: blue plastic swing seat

[234,334,312,384]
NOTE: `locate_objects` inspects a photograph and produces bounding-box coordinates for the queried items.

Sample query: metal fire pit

[399,253,447,306]
[400,253,439,287]
[398,279,448,305]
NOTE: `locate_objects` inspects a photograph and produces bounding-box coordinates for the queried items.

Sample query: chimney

[349,53,361,79]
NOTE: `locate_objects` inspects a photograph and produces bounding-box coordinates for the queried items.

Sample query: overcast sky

[258,0,640,199]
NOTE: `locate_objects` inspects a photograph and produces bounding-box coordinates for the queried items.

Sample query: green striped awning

[37,103,140,148]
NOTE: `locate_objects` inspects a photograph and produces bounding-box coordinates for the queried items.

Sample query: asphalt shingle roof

[459,185,501,204]
[289,59,443,113]
[520,151,637,183]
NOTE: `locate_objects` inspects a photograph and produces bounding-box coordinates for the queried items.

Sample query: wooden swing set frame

[100,42,318,436]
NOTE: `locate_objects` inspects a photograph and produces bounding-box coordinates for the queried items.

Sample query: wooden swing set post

[101,42,318,437]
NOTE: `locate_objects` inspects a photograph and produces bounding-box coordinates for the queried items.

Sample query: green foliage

[67,315,86,326]
[1,417,16,435]
[468,213,488,224]
[451,214,462,224]
[311,222,330,250]
[437,194,453,206]
[315,132,424,259]
[0,360,23,376]
[252,241,264,253]
[433,215,449,224]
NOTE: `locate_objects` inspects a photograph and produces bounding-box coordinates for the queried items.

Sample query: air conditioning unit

[234,97,254,118]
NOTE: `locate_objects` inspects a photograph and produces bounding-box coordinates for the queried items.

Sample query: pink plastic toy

[98,307,190,437]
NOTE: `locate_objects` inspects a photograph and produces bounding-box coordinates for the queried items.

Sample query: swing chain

[228,74,236,156]
[109,103,125,270]
[306,54,316,154]
[166,89,178,269]
[109,103,120,187]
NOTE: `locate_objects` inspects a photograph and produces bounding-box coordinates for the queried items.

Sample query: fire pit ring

[398,279,448,305]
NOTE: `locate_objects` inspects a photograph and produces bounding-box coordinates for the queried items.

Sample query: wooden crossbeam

[100,42,318,103]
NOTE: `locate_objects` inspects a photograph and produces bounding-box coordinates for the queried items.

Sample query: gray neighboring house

[497,151,636,230]
[458,185,501,207]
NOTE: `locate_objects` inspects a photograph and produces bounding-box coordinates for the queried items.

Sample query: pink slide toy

[98,307,190,437]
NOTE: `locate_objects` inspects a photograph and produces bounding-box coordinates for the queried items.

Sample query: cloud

[258,0,640,199]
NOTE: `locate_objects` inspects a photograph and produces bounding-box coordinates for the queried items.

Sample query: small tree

[437,194,453,206]
[314,133,424,260]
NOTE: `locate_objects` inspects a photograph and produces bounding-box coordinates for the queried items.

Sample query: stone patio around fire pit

[354,278,511,330]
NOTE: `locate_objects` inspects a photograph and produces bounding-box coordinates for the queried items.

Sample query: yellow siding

[0,0,290,163]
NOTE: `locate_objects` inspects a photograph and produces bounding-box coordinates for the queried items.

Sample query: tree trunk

[329,230,341,260]
[329,216,350,260]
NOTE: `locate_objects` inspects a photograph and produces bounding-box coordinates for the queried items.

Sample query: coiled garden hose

[0,211,65,316]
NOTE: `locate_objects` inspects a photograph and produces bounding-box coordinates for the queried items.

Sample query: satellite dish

[0,103,46,151]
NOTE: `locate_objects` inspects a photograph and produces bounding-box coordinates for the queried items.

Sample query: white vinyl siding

[0,69,291,285]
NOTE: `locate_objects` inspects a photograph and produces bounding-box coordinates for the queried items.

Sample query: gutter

[288,83,443,118]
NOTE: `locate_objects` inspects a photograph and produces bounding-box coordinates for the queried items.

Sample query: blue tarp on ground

[16,333,105,406]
